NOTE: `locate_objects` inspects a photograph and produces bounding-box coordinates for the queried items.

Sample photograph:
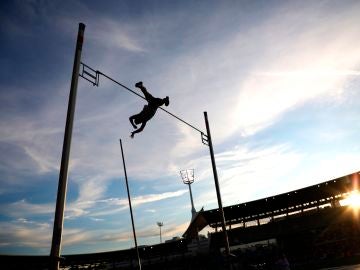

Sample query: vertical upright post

[187,183,196,219]
[50,23,85,270]
[160,225,162,243]
[204,111,230,255]
[119,139,142,270]
[157,222,163,243]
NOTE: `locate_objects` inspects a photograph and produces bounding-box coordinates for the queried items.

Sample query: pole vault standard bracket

[201,132,209,146]
[80,62,100,86]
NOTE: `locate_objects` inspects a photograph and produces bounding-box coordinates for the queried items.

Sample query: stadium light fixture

[157,222,164,243]
[180,169,197,220]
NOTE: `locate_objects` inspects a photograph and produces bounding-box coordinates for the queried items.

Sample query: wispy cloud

[0,189,187,221]
[0,191,190,252]
[0,217,188,254]
[56,14,146,53]
[0,219,100,252]
[257,69,360,78]
[217,144,303,204]
[0,219,52,250]
[63,228,93,246]
[162,222,189,238]
[1,200,54,218]
[176,143,304,209]
[157,1,360,142]
[132,190,188,206]
[231,4,360,136]
[88,18,145,52]
[87,189,188,218]
[98,221,189,244]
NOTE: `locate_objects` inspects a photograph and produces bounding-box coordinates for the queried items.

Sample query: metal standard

[119,139,142,270]
[50,23,85,270]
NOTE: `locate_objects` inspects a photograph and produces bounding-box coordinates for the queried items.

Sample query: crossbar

[79,62,205,135]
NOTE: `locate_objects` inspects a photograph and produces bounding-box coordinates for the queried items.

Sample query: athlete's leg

[129,115,138,129]
[135,82,154,101]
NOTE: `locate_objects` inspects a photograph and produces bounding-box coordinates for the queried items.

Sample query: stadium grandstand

[1,171,360,269]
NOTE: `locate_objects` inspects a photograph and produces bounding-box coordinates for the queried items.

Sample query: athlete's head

[163,96,169,106]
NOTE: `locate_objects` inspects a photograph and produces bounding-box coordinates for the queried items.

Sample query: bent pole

[119,139,142,270]
[204,111,230,256]
[50,23,85,270]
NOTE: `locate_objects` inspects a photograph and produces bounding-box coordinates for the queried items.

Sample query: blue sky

[1,0,360,255]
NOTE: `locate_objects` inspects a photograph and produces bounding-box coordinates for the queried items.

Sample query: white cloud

[98,221,189,244]
[90,217,104,222]
[88,18,145,52]
[88,189,188,218]
[23,146,58,174]
[0,216,188,254]
[162,222,189,239]
[0,188,187,222]
[1,200,54,218]
[155,1,360,143]
[217,144,303,204]
[181,143,303,208]
[0,219,52,250]
[0,219,95,252]
[132,190,187,206]
[191,143,360,209]
[232,5,360,136]
[63,228,93,246]
[288,153,360,189]
[0,119,62,178]
[63,189,187,219]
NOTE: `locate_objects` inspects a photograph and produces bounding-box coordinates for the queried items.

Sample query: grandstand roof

[183,171,360,238]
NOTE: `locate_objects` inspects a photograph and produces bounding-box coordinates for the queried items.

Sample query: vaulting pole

[204,111,230,256]
[120,139,142,270]
[50,23,85,270]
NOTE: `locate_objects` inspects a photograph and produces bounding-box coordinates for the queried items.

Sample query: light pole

[180,169,197,220]
[157,222,163,243]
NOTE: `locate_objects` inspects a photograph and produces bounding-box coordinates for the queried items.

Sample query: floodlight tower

[157,222,163,243]
[180,169,197,220]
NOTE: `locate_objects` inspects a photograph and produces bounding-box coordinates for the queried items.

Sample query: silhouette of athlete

[129,81,169,138]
